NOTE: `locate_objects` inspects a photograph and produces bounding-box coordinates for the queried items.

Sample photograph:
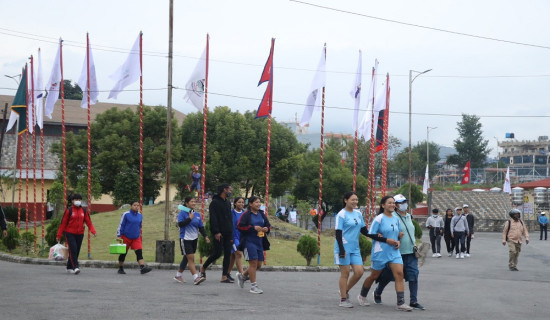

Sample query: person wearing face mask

[200,184,234,283]
[174,196,210,284]
[450,207,469,259]
[116,201,153,275]
[426,209,444,257]
[56,194,96,274]
[443,209,455,257]
[502,209,529,271]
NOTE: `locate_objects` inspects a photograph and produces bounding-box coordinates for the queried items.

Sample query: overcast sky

[1,0,549,157]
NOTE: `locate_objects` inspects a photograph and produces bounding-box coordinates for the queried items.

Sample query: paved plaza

[1,232,549,320]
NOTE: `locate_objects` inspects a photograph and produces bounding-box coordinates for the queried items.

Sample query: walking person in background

[502,209,529,271]
[116,201,152,275]
[237,196,270,294]
[56,194,96,274]
[334,192,399,308]
[443,209,454,257]
[451,207,469,259]
[463,204,475,257]
[539,212,548,240]
[174,196,210,284]
[426,209,444,257]
[228,197,246,283]
[0,204,8,237]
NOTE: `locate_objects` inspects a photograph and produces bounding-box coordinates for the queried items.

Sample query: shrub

[296,235,319,266]
[412,219,422,239]
[359,236,372,261]
[197,219,213,259]
[20,232,36,255]
[3,225,20,252]
[46,219,64,247]
[2,206,27,223]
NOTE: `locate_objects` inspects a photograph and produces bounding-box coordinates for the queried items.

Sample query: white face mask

[433,214,438,218]
[73,200,82,207]
[398,203,408,211]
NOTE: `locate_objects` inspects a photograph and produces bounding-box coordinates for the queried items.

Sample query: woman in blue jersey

[226,197,245,283]
[335,191,399,308]
[237,196,270,294]
[357,195,413,311]
[173,196,210,285]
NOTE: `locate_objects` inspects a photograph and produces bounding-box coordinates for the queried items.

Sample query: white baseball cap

[463,204,469,208]
[542,212,546,215]
[393,194,408,203]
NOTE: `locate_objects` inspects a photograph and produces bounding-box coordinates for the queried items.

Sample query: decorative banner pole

[317,44,326,265]
[30,55,38,247]
[25,64,30,233]
[139,32,144,211]
[351,50,362,192]
[60,39,67,211]
[16,65,28,232]
[200,34,210,220]
[380,74,390,196]
[85,33,92,258]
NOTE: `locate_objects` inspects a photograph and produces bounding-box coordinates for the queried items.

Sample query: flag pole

[139,31,144,212]
[200,34,209,221]
[264,38,274,218]
[39,51,46,251]
[30,54,38,248]
[86,33,92,259]
[380,74,390,196]
[353,130,358,192]
[25,63,30,233]
[60,39,67,211]
[16,66,27,233]
[367,66,376,222]
[317,44,326,265]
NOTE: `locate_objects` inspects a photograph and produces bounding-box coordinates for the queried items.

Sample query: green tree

[180,107,303,198]
[297,235,319,266]
[396,183,424,209]
[447,114,491,168]
[62,80,83,100]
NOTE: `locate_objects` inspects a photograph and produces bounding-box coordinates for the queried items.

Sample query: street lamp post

[4,74,21,85]
[408,69,432,210]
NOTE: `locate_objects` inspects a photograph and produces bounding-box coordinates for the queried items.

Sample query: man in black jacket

[200,184,234,283]
[464,204,474,257]
[0,205,8,237]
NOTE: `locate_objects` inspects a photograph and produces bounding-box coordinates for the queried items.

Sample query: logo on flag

[191,79,205,97]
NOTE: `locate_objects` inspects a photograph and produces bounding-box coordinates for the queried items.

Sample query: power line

[289,0,550,50]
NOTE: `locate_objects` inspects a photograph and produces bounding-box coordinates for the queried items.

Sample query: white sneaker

[397,303,413,311]
[460,253,464,259]
[437,253,442,258]
[465,253,470,258]
[66,269,75,274]
[448,252,452,257]
[339,299,353,308]
[250,286,263,294]
[456,253,460,259]
[357,294,370,306]
[74,268,80,274]
[432,253,437,258]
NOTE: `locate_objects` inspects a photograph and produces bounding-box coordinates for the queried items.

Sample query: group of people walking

[426,205,475,259]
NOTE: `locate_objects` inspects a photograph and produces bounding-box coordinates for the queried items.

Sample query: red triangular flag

[256,38,275,118]
[460,161,471,184]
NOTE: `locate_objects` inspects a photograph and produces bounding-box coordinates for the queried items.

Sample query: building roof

[0,95,186,126]
[515,177,550,189]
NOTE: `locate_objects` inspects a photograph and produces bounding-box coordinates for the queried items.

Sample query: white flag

[5,109,18,132]
[422,164,430,194]
[108,34,141,99]
[44,41,61,119]
[358,59,379,140]
[350,50,362,131]
[503,167,512,194]
[77,39,99,109]
[35,48,45,129]
[300,45,326,126]
[184,46,207,110]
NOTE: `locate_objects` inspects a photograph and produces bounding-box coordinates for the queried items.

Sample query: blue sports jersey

[247,212,266,247]
[232,209,244,242]
[177,209,205,240]
[369,213,401,263]
[334,209,365,254]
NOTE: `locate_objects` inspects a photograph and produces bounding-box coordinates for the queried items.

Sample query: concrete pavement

[0,232,549,320]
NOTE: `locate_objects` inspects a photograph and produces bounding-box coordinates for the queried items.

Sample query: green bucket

[109,240,127,254]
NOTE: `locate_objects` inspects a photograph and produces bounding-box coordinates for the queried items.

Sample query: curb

[0,252,348,272]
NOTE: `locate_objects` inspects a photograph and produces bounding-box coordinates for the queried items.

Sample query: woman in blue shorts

[226,197,245,283]
[237,196,270,294]
[335,191,399,308]
[357,195,413,311]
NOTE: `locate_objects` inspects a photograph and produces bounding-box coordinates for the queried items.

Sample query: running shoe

[357,294,370,306]
[373,291,382,304]
[410,302,425,310]
[140,266,152,274]
[74,268,80,275]
[250,286,263,294]
[118,269,126,275]
[236,272,245,289]
[339,299,353,308]
[396,303,413,311]
[194,276,206,285]
[173,275,184,283]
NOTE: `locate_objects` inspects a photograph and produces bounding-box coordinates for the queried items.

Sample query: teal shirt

[393,211,415,255]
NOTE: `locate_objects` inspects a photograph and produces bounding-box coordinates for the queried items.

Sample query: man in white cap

[463,204,474,257]
[539,212,548,241]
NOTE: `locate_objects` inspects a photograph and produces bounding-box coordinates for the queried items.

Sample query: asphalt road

[1,232,549,320]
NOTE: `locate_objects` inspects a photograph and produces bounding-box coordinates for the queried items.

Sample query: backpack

[505,219,524,242]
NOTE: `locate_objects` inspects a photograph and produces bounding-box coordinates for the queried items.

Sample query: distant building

[498,136,550,176]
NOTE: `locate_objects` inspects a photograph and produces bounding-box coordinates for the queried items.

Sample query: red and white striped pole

[380,74,390,196]
[25,63,30,233]
[86,33,92,258]
[317,44,326,265]
[30,55,38,248]
[200,34,210,221]
[60,39,67,211]
[139,31,144,212]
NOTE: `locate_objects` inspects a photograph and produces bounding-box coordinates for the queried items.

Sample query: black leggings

[119,249,143,262]
[202,235,232,276]
[65,232,84,270]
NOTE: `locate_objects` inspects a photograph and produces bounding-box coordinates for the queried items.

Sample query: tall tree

[447,114,490,168]
[62,80,83,100]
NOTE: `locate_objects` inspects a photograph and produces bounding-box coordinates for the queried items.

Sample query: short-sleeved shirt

[246,212,266,247]
[177,209,205,240]
[334,209,365,254]
[369,214,402,264]
[394,212,415,255]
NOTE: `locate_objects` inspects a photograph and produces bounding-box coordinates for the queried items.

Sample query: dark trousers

[202,235,232,276]
[444,233,454,253]
[541,224,548,240]
[65,232,84,270]
[453,232,466,254]
[466,234,473,253]
[429,233,442,253]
